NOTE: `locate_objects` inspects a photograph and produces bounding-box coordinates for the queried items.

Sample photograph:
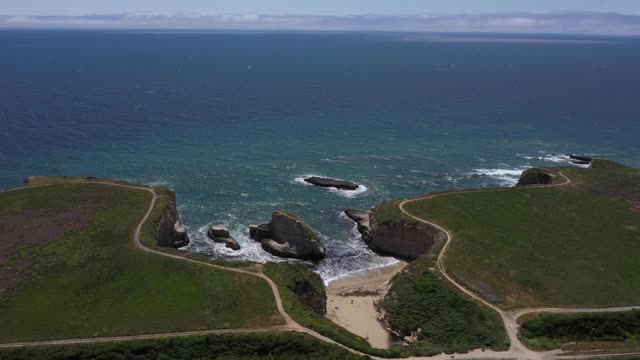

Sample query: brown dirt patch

[0,192,106,296]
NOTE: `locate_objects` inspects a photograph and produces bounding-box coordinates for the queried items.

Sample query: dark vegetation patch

[0,182,281,342]
[379,258,509,354]
[0,189,106,295]
[263,263,327,315]
[520,310,640,351]
[0,331,366,360]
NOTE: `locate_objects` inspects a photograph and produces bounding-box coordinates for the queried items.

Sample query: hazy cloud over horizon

[2,12,640,35]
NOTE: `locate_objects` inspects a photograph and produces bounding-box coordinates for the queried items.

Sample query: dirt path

[0,181,363,356]
[399,172,640,359]
[1,178,639,360]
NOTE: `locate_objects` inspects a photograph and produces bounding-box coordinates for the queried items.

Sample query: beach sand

[326,261,408,349]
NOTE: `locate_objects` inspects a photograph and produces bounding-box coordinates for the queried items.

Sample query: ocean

[1,30,639,282]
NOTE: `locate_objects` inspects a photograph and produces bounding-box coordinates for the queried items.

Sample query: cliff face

[156,190,190,248]
[346,208,444,260]
[369,215,444,260]
[517,168,556,186]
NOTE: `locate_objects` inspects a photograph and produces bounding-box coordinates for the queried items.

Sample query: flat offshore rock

[304,177,359,191]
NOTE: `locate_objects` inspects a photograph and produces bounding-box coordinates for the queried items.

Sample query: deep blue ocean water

[1,30,639,282]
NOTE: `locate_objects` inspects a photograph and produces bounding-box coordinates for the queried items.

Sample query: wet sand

[326,261,408,349]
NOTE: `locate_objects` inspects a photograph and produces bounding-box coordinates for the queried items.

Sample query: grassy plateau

[0,179,281,343]
[402,160,640,309]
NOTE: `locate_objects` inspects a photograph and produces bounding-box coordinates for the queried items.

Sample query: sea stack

[569,154,593,165]
[250,211,325,261]
[207,226,241,251]
[304,177,359,191]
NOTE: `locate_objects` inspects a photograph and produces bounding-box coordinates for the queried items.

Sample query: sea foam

[472,167,529,186]
[317,212,398,285]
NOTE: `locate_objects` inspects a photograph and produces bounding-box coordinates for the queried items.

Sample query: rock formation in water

[250,211,325,261]
[207,226,241,251]
[344,209,372,242]
[569,154,593,164]
[304,177,359,191]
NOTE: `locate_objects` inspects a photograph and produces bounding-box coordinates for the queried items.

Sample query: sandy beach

[326,261,408,349]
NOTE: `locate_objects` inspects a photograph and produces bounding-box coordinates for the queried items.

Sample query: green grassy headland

[0,179,281,342]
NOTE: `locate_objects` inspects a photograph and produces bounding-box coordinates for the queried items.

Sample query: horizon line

[2,11,640,36]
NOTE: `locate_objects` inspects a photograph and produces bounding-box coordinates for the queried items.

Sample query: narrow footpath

[1,177,638,360]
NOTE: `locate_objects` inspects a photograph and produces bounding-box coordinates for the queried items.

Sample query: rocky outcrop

[207,226,241,251]
[345,209,444,260]
[157,190,190,248]
[569,154,593,163]
[304,177,359,191]
[250,211,325,261]
[344,209,372,242]
[249,223,271,242]
[517,168,556,186]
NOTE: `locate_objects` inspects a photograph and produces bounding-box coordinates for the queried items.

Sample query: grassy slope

[0,332,366,360]
[403,161,640,309]
[263,263,391,357]
[370,200,508,355]
[0,183,281,342]
[520,310,640,351]
[264,262,505,358]
[380,257,509,354]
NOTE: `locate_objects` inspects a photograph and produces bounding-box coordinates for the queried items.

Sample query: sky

[2,1,640,34]
[3,0,640,16]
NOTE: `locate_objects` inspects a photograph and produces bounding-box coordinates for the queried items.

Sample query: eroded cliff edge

[154,188,190,248]
[345,204,445,260]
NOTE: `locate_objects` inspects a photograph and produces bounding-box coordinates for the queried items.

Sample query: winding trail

[399,171,640,359]
[1,178,639,360]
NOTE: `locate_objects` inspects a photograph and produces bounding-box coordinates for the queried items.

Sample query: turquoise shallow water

[1,30,640,282]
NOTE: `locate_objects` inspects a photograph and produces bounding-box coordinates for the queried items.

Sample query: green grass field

[0,332,366,360]
[403,160,640,309]
[0,182,281,342]
[520,310,640,351]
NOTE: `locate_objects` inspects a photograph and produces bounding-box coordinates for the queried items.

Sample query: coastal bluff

[345,208,445,260]
[517,168,557,186]
[156,189,190,248]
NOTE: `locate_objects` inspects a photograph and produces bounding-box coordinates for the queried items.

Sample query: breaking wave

[316,212,399,285]
[472,167,529,186]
